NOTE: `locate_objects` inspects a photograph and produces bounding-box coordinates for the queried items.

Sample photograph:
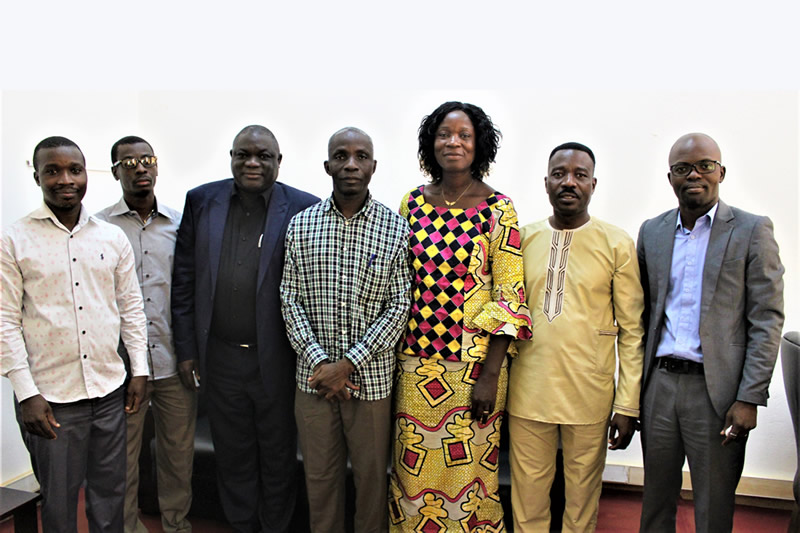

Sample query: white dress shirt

[1,203,148,403]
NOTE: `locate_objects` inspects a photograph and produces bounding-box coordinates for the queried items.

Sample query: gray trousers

[295,389,391,533]
[17,387,127,533]
[640,368,746,533]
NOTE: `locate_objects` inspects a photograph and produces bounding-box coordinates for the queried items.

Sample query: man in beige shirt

[507,142,644,532]
[96,135,197,533]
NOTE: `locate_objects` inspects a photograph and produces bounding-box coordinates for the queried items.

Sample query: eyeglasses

[113,155,158,169]
[669,160,722,177]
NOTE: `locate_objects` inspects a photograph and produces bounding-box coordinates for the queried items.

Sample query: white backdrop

[1,90,797,488]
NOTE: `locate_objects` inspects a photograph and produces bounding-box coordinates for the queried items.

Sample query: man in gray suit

[637,132,784,532]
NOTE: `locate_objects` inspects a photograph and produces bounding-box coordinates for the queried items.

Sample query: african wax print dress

[389,186,532,532]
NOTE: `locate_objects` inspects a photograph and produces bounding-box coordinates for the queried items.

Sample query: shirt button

[149,321,153,325]
[72,258,76,262]
[145,274,150,278]
[242,237,247,241]
[146,297,152,302]
[70,235,74,239]
[144,250,148,254]
[83,354,87,359]
[75,282,79,286]
[78,306,83,310]
[82,330,86,334]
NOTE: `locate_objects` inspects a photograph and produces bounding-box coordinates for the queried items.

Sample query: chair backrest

[783,331,800,440]
[780,331,800,528]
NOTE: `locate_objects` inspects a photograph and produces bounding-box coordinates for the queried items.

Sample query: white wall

[1,90,798,487]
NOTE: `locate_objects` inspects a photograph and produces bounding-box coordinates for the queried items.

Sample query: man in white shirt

[0,136,149,533]
[96,135,196,533]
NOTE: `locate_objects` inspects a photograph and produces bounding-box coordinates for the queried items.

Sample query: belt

[657,356,704,375]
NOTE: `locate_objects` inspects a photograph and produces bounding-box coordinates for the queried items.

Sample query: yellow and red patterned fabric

[389,187,531,532]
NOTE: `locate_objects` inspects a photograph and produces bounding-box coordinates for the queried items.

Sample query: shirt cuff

[613,404,640,418]
[8,368,40,402]
[304,343,329,368]
[344,342,370,370]
[128,351,150,377]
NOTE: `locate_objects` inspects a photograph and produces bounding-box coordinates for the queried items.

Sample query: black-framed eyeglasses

[113,155,158,169]
[669,160,722,177]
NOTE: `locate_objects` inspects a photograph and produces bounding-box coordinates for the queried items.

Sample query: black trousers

[205,337,298,533]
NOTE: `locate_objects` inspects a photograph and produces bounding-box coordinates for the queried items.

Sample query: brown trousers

[295,389,391,533]
[124,375,197,533]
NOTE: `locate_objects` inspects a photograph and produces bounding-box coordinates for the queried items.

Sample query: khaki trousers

[509,415,609,533]
[295,389,391,533]
[125,375,197,533]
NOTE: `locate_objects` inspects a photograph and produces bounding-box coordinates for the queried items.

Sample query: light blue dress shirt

[655,203,718,363]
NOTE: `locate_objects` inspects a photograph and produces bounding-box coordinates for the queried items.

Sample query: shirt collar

[31,202,91,230]
[107,196,175,221]
[231,182,273,204]
[324,193,375,219]
[676,202,718,231]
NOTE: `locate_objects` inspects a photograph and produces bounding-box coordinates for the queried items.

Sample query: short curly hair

[418,101,501,183]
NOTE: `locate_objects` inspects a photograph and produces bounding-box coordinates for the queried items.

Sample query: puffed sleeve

[472,198,532,342]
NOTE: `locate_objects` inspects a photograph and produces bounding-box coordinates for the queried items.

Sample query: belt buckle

[238,343,252,349]
[661,357,685,373]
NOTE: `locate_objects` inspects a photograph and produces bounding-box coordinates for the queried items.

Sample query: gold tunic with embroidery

[508,218,645,425]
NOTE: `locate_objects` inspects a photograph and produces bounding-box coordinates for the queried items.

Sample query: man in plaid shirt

[280,127,412,533]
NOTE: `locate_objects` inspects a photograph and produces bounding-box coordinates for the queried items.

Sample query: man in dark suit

[172,125,318,532]
[637,132,784,532]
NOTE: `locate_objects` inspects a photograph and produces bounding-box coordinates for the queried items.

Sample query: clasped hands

[310,359,360,401]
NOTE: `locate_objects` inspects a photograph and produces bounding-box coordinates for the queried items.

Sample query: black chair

[782,331,800,532]
[138,396,566,532]
[137,390,311,531]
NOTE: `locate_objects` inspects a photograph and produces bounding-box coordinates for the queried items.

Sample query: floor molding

[1,473,38,492]
[603,463,795,503]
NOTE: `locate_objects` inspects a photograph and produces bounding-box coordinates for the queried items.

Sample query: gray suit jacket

[637,200,784,419]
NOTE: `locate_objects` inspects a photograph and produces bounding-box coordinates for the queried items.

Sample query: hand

[125,376,148,414]
[178,359,199,391]
[20,395,59,439]
[308,360,359,401]
[721,400,757,446]
[471,367,499,425]
[608,413,636,450]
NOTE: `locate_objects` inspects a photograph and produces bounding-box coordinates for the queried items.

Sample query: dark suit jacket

[637,200,784,419]
[171,179,318,397]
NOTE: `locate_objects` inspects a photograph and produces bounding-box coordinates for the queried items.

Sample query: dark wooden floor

[0,486,792,532]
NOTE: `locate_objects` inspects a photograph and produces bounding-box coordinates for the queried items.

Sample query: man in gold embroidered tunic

[507,142,645,532]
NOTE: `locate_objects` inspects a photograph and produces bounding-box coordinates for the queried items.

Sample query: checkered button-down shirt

[281,195,412,400]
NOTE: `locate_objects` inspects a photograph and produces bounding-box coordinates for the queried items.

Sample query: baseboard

[4,465,794,508]
[1,472,39,492]
[602,463,795,503]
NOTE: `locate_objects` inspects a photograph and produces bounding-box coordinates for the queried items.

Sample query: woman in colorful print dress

[389,101,532,532]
